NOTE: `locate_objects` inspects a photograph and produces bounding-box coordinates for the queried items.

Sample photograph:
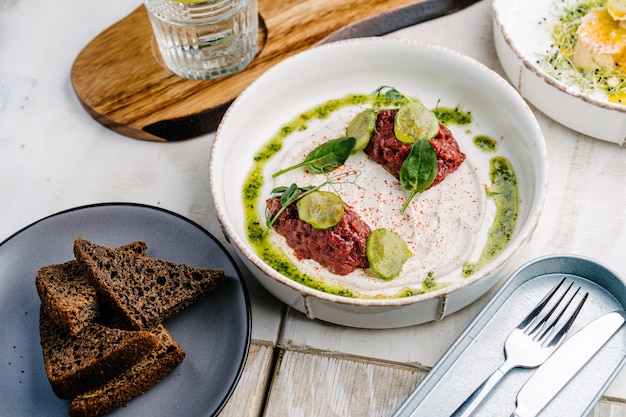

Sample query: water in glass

[145,0,258,80]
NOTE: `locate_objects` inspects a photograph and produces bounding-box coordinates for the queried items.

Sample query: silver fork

[451,277,589,417]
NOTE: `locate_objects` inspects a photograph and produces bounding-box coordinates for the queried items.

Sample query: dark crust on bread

[73,238,224,330]
[68,324,185,417]
[36,261,98,336]
[36,242,147,336]
[39,308,158,399]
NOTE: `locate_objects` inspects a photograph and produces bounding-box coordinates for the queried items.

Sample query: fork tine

[529,283,576,338]
[536,283,580,340]
[527,281,575,337]
[545,291,589,348]
[450,278,588,417]
[517,277,566,330]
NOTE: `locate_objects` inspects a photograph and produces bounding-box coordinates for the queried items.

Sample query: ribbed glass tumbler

[145,0,258,80]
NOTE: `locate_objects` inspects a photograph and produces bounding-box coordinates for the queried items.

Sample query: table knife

[511,310,626,417]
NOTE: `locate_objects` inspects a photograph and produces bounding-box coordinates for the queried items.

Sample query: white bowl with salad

[493,0,626,145]
[210,37,548,328]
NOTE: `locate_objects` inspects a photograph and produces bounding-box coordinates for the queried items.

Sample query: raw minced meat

[364,109,466,187]
[266,109,465,276]
[266,198,371,276]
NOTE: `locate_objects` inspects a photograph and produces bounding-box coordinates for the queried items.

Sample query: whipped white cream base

[264,108,488,297]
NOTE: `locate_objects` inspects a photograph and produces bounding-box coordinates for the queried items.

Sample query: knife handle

[451,366,509,417]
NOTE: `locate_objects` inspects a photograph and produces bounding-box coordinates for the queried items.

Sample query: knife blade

[511,310,626,417]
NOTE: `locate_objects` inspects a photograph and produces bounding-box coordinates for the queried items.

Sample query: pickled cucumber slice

[366,228,412,280]
[297,191,344,229]
[394,101,439,144]
[347,109,377,152]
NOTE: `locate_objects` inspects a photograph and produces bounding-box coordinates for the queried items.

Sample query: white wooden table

[2,0,626,416]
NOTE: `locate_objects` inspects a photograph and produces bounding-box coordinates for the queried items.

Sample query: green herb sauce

[399,271,450,297]
[433,106,473,125]
[462,157,518,277]
[473,135,498,152]
[242,93,519,297]
[243,93,386,298]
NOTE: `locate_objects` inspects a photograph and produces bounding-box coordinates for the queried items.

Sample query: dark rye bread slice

[73,237,224,330]
[35,242,147,336]
[69,324,185,417]
[39,308,158,399]
[36,261,96,337]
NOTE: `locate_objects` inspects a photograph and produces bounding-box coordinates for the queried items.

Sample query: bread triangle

[35,242,147,336]
[73,238,224,330]
[39,308,158,399]
[68,324,185,417]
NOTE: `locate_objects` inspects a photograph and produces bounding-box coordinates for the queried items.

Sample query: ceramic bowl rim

[491,0,626,115]
[209,37,549,308]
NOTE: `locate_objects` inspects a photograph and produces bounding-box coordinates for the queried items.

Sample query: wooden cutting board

[71,0,478,142]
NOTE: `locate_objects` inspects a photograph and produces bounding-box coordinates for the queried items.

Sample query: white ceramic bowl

[492,0,626,145]
[210,38,548,328]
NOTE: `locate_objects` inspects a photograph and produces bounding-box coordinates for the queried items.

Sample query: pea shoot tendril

[265,170,362,228]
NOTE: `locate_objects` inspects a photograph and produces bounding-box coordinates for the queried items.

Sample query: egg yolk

[573,6,626,72]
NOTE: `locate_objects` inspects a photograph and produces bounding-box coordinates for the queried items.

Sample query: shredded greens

[537,0,625,104]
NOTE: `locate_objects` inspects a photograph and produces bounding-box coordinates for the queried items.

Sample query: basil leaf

[272,136,356,178]
[304,136,356,174]
[399,140,438,213]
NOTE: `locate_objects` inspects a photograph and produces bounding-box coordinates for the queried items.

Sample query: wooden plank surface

[263,348,426,417]
[70,0,480,141]
[588,400,626,417]
[228,345,626,416]
[220,340,626,417]
[220,341,275,417]
[278,294,493,368]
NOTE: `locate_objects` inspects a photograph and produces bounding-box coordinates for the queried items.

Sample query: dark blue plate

[0,203,251,416]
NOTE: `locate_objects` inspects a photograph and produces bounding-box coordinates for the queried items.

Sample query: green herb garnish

[272,136,356,178]
[538,0,625,103]
[373,88,440,212]
[399,140,438,213]
[373,86,410,104]
[265,170,360,227]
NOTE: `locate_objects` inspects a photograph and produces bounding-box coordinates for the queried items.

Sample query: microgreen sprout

[265,170,362,228]
[537,0,625,103]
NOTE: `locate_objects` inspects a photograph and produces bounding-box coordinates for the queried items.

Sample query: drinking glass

[145,0,258,80]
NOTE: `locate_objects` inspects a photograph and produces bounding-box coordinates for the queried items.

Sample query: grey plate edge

[0,202,253,417]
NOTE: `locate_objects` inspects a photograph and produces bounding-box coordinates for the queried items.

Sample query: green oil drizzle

[434,105,473,125]
[243,93,387,298]
[399,271,451,297]
[473,135,498,152]
[242,93,519,297]
[462,157,518,277]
